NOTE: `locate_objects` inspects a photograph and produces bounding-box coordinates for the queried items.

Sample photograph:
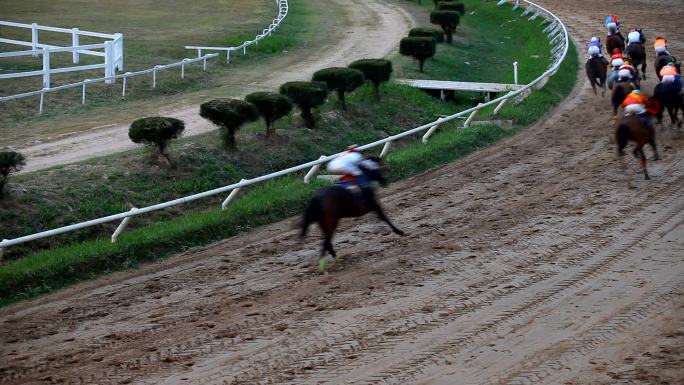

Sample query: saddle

[338,176,372,205]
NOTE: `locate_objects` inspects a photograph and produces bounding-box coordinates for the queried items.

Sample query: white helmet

[655,45,667,54]
[590,36,599,43]
[611,58,624,67]
[618,69,632,79]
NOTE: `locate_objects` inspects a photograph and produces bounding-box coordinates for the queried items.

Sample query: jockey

[605,14,624,40]
[627,30,643,45]
[587,37,609,65]
[660,62,682,89]
[619,62,637,84]
[654,36,671,56]
[326,145,375,197]
[622,89,655,130]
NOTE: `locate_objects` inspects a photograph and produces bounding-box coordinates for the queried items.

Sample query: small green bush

[199,98,259,149]
[279,81,328,128]
[437,1,465,14]
[400,37,437,73]
[312,67,365,110]
[128,117,185,157]
[349,59,393,101]
[430,10,461,44]
[245,92,293,137]
[0,151,25,197]
[408,27,445,43]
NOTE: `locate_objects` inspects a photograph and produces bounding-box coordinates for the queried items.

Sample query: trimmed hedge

[312,67,365,110]
[349,59,393,101]
[279,81,328,128]
[430,10,461,44]
[408,27,445,43]
[400,37,437,72]
[438,1,465,14]
[0,151,26,198]
[128,117,185,156]
[199,98,259,149]
[245,92,293,137]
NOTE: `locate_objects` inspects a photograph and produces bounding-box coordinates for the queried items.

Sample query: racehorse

[625,29,647,79]
[654,55,679,81]
[612,81,634,115]
[606,34,625,57]
[616,114,659,180]
[586,56,607,96]
[300,156,404,270]
[654,81,683,128]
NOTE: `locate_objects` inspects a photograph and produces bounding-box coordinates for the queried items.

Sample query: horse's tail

[616,122,630,155]
[301,196,321,238]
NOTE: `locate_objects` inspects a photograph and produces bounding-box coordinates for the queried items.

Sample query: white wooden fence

[0,0,569,253]
[186,0,289,62]
[0,0,289,113]
[0,21,124,87]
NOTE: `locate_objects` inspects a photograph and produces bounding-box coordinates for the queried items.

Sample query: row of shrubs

[126,59,396,157]
[400,1,465,72]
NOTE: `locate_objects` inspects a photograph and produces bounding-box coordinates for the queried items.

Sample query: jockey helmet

[618,69,632,79]
[611,58,624,67]
[591,37,599,43]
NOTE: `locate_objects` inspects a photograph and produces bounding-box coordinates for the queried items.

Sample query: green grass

[0,0,579,305]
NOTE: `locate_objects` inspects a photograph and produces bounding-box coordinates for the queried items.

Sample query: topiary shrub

[430,10,461,44]
[279,81,328,128]
[199,98,259,149]
[400,37,437,73]
[349,59,393,101]
[128,117,185,158]
[0,151,25,198]
[244,92,293,137]
[312,67,365,110]
[437,1,465,14]
[408,27,445,43]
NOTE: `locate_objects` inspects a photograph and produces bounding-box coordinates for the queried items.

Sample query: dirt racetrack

[1,1,683,384]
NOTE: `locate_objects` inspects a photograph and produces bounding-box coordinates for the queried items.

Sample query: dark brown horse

[301,156,404,271]
[616,114,659,180]
[606,33,625,56]
[654,81,683,128]
[625,29,647,79]
[612,81,634,115]
[586,57,607,96]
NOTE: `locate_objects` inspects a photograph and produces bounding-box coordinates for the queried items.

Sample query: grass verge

[0,0,579,305]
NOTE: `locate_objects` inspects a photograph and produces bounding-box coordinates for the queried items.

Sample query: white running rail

[185,0,289,62]
[0,0,569,252]
[0,21,124,88]
[0,0,289,113]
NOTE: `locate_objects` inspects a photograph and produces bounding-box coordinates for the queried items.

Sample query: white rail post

[513,61,519,84]
[380,141,392,158]
[304,156,326,184]
[243,46,247,55]
[104,41,115,84]
[226,50,231,63]
[31,23,38,57]
[111,208,137,243]
[0,240,6,261]
[196,48,202,58]
[39,90,45,114]
[222,179,246,210]
[42,47,51,89]
[493,92,513,115]
[82,79,89,104]
[122,72,132,98]
[181,59,188,79]
[422,117,445,143]
[152,66,159,88]
[114,33,124,71]
[203,56,207,71]
[71,28,80,63]
[464,103,483,128]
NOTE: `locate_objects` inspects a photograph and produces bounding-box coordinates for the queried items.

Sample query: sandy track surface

[2,1,684,384]
[16,0,414,174]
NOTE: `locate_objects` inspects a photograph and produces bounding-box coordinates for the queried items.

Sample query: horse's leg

[371,201,404,236]
[649,138,660,161]
[638,146,650,180]
[318,216,339,271]
[641,60,647,80]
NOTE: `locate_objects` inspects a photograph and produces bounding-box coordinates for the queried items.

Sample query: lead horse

[626,29,647,80]
[301,156,404,271]
[586,56,607,96]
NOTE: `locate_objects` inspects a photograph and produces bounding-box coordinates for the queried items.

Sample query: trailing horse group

[585,14,682,179]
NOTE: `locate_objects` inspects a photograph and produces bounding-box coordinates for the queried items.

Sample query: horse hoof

[395,230,406,236]
[334,255,342,264]
[318,258,327,272]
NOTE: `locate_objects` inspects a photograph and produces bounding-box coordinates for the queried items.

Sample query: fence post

[104,41,115,84]
[493,92,513,114]
[181,59,187,79]
[464,103,483,127]
[111,208,137,243]
[380,141,392,158]
[122,73,132,98]
[513,61,519,84]
[31,23,39,57]
[422,117,445,143]
[42,47,51,88]
[82,80,89,104]
[243,46,247,55]
[0,240,6,262]
[39,90,45,114]
[152,66,159,88]
[222,179,246,210]
[114,33,124,71]
[203,56,208,71]
[304,156,326,184]
[226,50,231,63]
[71,28,80,63]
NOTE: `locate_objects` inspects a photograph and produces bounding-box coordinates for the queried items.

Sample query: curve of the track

[1,1,683,384]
